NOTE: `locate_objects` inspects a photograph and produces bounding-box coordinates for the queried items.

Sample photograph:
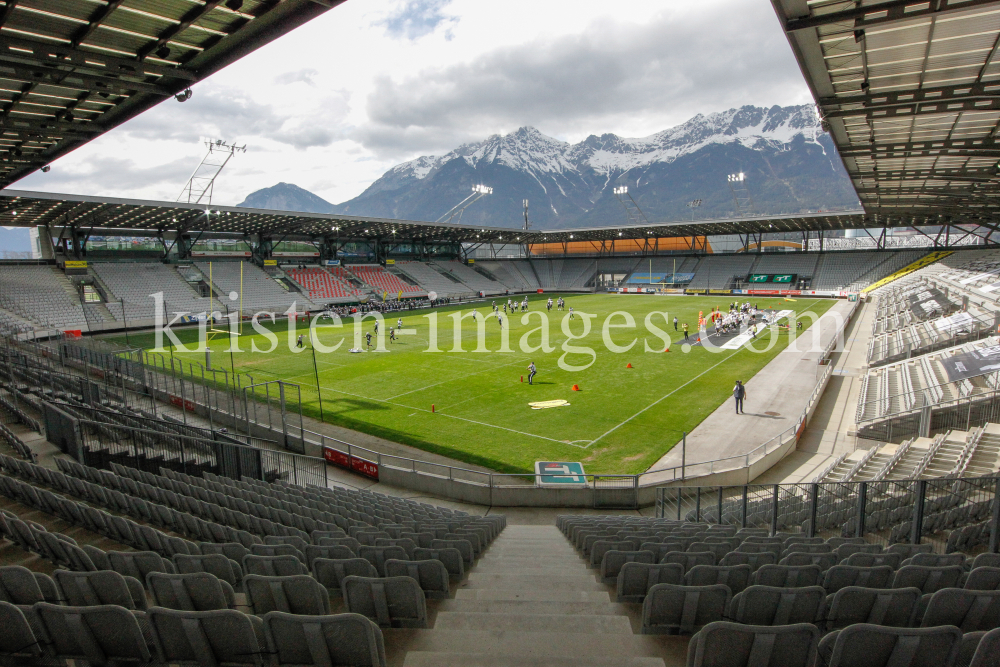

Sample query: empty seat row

[641,583,1000,636]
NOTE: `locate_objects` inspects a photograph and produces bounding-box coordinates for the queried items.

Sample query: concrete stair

[386,524,687,667]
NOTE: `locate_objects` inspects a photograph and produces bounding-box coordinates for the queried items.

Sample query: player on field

[365,331,372,350]
[296,334,304,348]
[374,321,378,335]
[527,361,536,385]
[497,313,503,329]
[389,327,396,343]
[397,317,402,330]
[569,306,575,320]
[472,308,478,321]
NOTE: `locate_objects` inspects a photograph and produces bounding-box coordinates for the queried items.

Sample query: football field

[112,294,835,475]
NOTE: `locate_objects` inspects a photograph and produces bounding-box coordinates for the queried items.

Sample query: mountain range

[237,104,860,229]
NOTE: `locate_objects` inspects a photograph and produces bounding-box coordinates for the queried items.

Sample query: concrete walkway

[383,525,687,667]
[753,300,873,484]
[645,300,857,476]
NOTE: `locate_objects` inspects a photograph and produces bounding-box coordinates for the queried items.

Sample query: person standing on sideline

[296,334,304,348]
[683,323,689,340]
[527,361,536,385]
[733,380,746,414]
[673,316,678,331]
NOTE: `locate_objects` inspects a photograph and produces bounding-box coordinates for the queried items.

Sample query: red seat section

[350,265,423,295]
[286,268,363,300]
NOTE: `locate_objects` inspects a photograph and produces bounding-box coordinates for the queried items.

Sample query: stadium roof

[0,188,871,243]
[0,0,340,188]
[772,0,1000,223]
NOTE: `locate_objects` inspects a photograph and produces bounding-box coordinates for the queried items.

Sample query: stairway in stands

[387,524,686,667]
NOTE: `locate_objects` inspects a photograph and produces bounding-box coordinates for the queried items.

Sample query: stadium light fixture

[613,186,628,195]
[727,173,746,182]
[472,184,493,194]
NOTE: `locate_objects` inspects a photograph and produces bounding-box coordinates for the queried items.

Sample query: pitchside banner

[941,345,1000,382]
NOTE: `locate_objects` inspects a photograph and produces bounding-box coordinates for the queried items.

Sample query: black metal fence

[656,476,1000,554]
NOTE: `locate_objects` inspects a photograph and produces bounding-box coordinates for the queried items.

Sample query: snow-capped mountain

[240,105,858,228]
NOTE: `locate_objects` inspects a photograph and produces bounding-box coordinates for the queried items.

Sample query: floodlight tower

[436,184,493,224]
[178,139,247,205]
[727,172,755,216]
[687,199,702,221]
[613,185,649,226]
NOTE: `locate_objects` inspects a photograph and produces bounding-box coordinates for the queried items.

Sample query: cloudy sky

[14,0,812,207]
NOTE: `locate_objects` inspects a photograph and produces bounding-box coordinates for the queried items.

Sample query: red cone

[520,375,523,383]
[626,363,633,368]
[431,404,435,413]
[572,384,580,391]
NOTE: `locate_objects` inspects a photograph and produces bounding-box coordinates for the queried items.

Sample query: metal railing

[654,476,1000,554]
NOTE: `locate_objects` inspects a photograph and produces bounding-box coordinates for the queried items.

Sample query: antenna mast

[178,139,247,205]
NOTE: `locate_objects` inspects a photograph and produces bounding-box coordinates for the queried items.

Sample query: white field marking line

[284,370,577,446]
[585,351,741,448]
[585,299,827,448]
[383,358,526,401]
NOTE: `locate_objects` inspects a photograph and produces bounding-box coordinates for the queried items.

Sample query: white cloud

[14,0,810,208]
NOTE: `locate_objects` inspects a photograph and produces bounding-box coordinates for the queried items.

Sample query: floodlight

[175,89,192,102]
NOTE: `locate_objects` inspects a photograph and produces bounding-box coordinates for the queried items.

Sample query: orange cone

[626,363,633,368]
[520,375,523,383]
[572,384,580,391]
[664,347,670,352]
[431,404,435,413]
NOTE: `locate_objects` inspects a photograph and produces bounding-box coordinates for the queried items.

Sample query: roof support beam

[0,36,194,81]
[784,0,1000,32]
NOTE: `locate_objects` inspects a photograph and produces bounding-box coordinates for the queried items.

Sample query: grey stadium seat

[33,602,152,666]
[262,611,386,667]
[263,535,309,553]
[317,537,361,555]
[973,554,1000,570]
[147,607,267,667]
[243,554,309,577]
[431,539,473,567]
[0,565,49,604]
[250,543,307,565]
[661,551,717,573]
[107,550,175,584]
[750,564,822,588]
[198,542,250,564]
[823,565,894,595]
[892,565,965,594]
[0,601,43,663]
[313,558,380,597]
[413,547,464,581]
[53,569,147,610]
[641,583,731,635]
[304,544,356,571]
[825,624,962,667]
[970,627,1000,667]
[686,621,819,667]
[824,586,922,631]
[244,574,331,616]
[358,546,409,577]
[173,553,244,591]
[589,540,637,567]
[385,559,451,599]
[147,571,237,611]
[685,564,752,595]
[886,543,933,558]
[342,575,428,628]
[902,553,967,568]
[779,552,838,572]
[601,550,655,583]
[720,551,776,572]
[374,538,417,559]
[617,562,685,603]
[835,543,883,561]
[921,588,1000,632]
[966,567,1000,591]
[729,585,825,626]
[845,552,903,569]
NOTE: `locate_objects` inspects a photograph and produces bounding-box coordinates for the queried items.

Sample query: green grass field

[109,294,835,475]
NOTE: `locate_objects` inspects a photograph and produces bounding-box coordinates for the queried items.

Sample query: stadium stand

[0,265,88,331]
[92,261,215,322]
[431,260,507,295]
[350,265,425,297]
[194,261,314,311]
[284,266,366,302]
[395,261,471,298]
[687,255,757,289]
[475,259,540,291]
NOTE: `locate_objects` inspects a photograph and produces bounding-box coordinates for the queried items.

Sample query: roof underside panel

[773,0,1000,223]
[0,0,340,188]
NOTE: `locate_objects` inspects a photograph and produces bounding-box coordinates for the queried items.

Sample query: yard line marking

[384,358,525,401]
